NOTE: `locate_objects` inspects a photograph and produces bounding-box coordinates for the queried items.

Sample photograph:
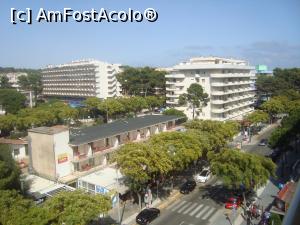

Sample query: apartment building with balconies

[165,57,256,121]
[42,59,122,100]
[28,115,182,185]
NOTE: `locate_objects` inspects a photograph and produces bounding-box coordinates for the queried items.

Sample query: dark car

[180,180,197,194]
[136,208,160,225]
[258,139,268,146]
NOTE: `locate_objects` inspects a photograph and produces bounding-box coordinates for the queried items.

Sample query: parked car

[225,196,243,209]
[180,180,197,194]
[194,169,211,183]
[136,208,160,225]
[258,139,268,146]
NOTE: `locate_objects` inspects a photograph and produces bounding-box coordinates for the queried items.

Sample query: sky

[0,0,300,69]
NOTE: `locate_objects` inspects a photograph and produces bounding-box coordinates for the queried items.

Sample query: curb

[157,190,181,210]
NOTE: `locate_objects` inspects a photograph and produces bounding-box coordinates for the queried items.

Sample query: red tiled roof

[277,182,297,204]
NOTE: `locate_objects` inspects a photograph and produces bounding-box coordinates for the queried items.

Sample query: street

[150,124,278,225]
[151,182,225,225]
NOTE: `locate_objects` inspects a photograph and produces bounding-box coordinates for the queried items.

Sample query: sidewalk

[210,181,279,225]
[231,122,279,147]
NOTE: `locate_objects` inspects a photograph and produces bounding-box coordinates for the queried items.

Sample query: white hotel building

[166,57,256,121]
[42,59,122,100]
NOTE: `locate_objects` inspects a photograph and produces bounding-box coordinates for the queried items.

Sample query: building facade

[28,115,182,184]
[165,57,256,121]
[42,59,122,100]
[0,72,27,90]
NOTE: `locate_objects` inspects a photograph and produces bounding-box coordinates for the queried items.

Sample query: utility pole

[116,168,121,224]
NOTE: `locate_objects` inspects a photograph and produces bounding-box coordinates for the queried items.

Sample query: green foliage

[269,109,300,149]
[43,190,111,225]
[0,114,17,136]
[118,96,148,116]
[149,131,203,171]
[163,108,187,122]
[0,189,51,225]
[256,68,300,97]
[0,75,12,89]
[185,120,240,143]
[260,97,286,117]
[0,89,26,114]
[116,67,166,96]
[0,190,111,225]
[178,83,209,119]
[98,98,125,120]
[113,142,172,191]
[145,96,165,111]
[0,144,21,191]
[245,110,270,125]
[17,72,42,101]
[209,149,276,190]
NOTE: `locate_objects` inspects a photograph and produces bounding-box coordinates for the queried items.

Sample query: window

[13,149,20,156]
[202,79,205,84]
[196,78,199,82]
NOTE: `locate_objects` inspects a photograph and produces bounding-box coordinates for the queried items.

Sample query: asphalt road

[241,126,276,156]
[151,178,227,225]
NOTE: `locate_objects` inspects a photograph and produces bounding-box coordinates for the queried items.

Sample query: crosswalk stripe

[195,205,210,218]
[201,207,216,220]
[182,203,198,214]
[170,201,186,211]
[167,200,181,210]
[177,202,192,213]
[189,204,204,216]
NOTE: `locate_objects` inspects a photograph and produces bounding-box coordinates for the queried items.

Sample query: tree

[0,89,26,114]
[0,75,12,89]
[17,72,42,102]
[149,131,203,171]
[84,97,101,118]
[43,190,111,225]
[209,149,276,190]
[113,142,172,208]
[245,110,270,125]
[0,190,52,225]
[184,120,240,144]
[178,83,209,119]
[0,144,21,191]
[163,108,187,122]
[145,96,164,112]
[0,114,16,136]
[119,96,148,117]
[260,97,286,122]
[0,189,111,225]
[116,67,166,96]
[98,98,125,121]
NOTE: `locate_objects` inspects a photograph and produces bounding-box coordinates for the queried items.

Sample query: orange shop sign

[57,153,68,164]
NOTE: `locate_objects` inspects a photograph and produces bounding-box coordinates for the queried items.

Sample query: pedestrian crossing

[167,200,220,221]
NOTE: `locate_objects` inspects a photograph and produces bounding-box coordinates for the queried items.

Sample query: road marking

[201,207,216,220]
[179,221,185,225]
[189,204,203,216]
[170,200,186,211]
[177,202,192,213]
[182,203,198,214]
[195,205,210,218]
[167,200,181,210]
